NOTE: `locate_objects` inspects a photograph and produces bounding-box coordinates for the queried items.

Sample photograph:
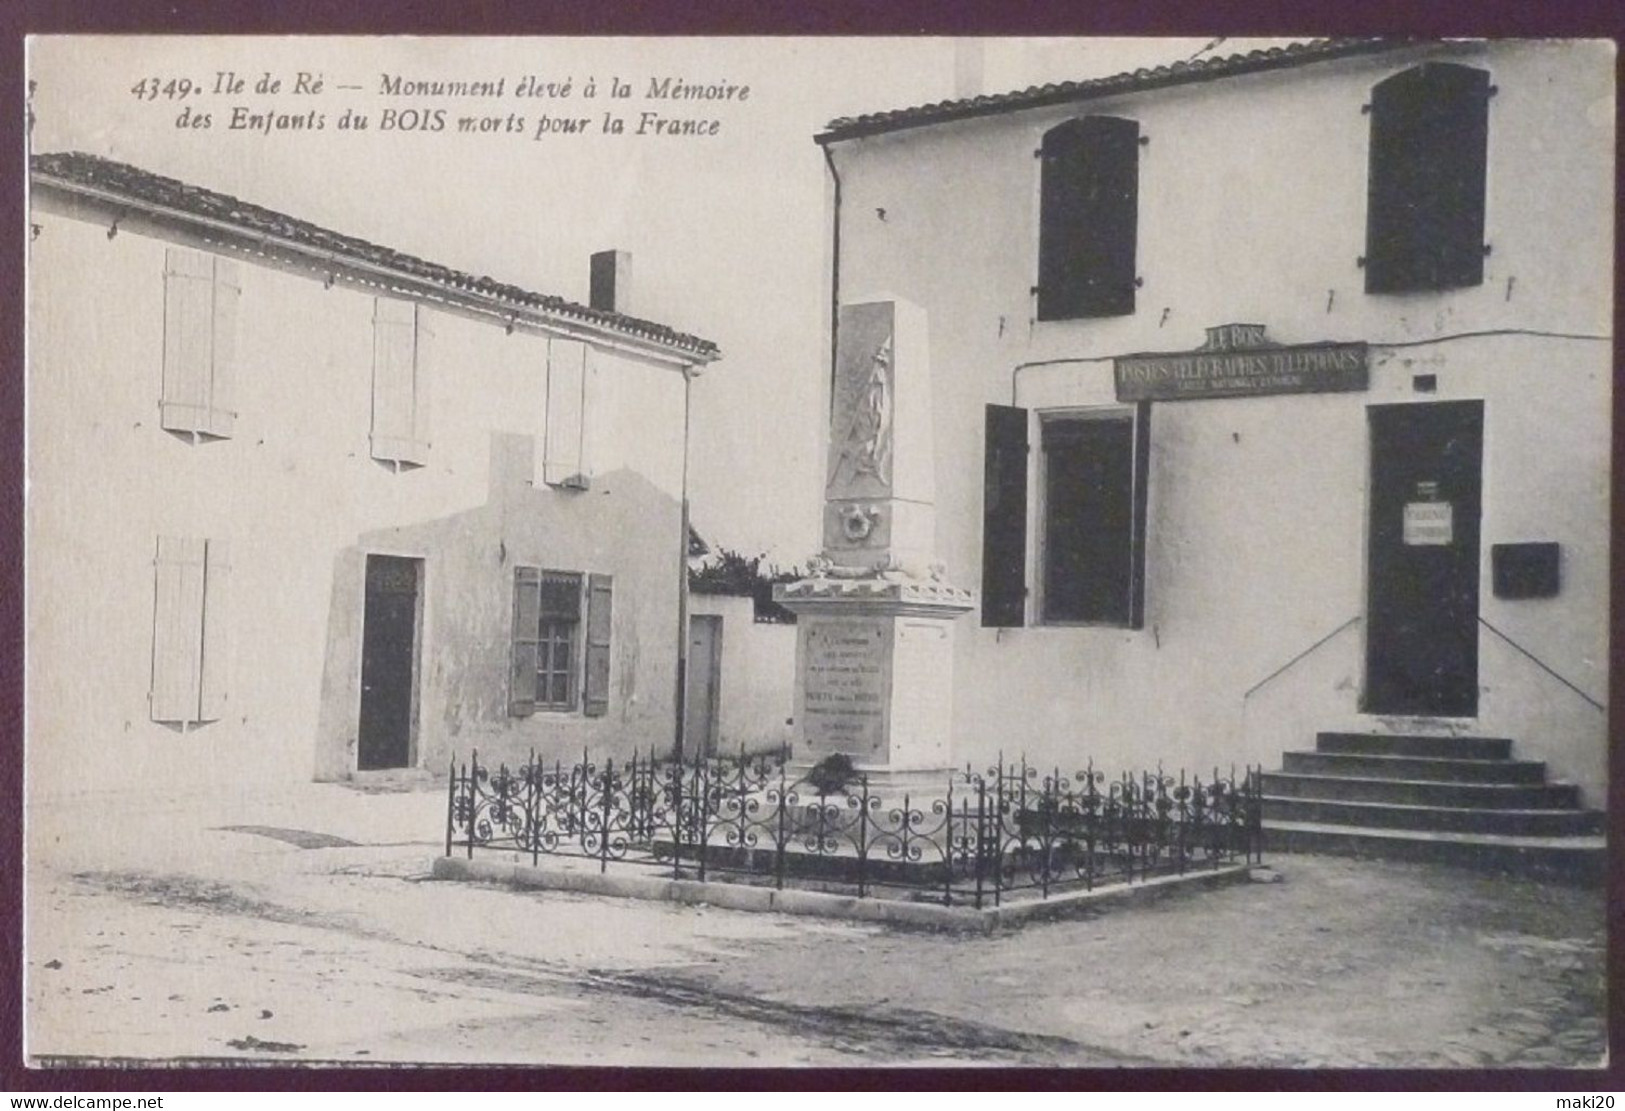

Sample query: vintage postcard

[21,35,1613,1070]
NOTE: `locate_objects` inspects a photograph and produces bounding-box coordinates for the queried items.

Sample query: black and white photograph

[19,33,1615,1072]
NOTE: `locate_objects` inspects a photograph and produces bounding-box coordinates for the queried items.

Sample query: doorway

[1364,401,1483,716]
[685,614,723,757]
[358,554,422,770]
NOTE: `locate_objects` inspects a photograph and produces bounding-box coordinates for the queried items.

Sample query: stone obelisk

[774,299,975,788]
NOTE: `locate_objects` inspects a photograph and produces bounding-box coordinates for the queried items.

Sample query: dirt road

[23,786,1608,1069]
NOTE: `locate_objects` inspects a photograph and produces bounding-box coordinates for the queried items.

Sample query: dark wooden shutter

[509,567,541,716]
[1365,63,1490,293]
[981,404,1028,627]
[1037,116,1139,320]
[1128,402,1151,630]
[583,573,613,717]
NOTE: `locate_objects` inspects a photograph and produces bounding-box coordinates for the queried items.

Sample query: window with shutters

[1364,63,1491,294]
[149,535,230,726]
[371,297,432,469]
[1036,116,1140,321]
[510,567,612,716]
[1036,408,1150,627]
[161,248,240,440]
[542,338,592,489]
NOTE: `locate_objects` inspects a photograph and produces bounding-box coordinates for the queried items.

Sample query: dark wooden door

[1365,402,1482,716]
[359,555,420,770]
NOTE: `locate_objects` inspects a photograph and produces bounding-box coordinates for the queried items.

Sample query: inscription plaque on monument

[799,617,890,762]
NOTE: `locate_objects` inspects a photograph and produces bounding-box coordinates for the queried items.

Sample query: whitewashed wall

[27,200,692,799]
[688,593,797,756]
[825,41,1613,800]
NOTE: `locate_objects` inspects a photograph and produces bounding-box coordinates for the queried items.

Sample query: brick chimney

[589,249,632,314]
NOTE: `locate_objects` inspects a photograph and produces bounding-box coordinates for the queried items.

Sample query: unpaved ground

[646,855,1610,1068]
[22,784,1609,1069]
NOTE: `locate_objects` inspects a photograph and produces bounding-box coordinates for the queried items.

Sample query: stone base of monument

[773,572,975,783]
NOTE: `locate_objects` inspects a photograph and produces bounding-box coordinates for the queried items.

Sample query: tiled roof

[30,151,720,361]
[819,37,1412,143]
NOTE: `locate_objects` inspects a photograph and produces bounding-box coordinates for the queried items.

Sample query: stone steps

[1280,750,1546,783]
[1315,731,1512,760]
[1260,772,1578,809]
[1263,821,1606,883]
[1262,796,1604,837]
[1261,731,1604,882]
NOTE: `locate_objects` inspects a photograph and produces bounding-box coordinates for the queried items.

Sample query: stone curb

[429,855,1253,931]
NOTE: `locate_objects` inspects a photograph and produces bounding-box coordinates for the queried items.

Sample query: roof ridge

[30,150,719,360]
[818,37,1413,143]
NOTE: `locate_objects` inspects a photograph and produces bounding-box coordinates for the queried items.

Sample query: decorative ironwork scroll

[445,745,1262,909]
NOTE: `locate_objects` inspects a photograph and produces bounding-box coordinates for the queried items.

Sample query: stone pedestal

[777,576,973,789]
[774,297,975,789]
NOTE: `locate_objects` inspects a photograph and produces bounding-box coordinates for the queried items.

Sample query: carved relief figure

[828,334,893,489]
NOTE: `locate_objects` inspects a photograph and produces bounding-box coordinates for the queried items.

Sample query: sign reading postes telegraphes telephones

[1113,322,1369,402]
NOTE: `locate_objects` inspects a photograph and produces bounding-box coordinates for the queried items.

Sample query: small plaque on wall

[1403,502,1453,546]
[1492,542,1561,599]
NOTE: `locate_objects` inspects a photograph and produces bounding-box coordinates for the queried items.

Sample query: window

[980,404,1151,628]
[543,339,592,488]
[161,248,239,439]
[1036,116,1140,321]
[1364,63,1491,294]
[536,571,581,710]
[150,535,230,725]
[1039,408,1150,627]
[510,567,612,716]
[371,297,432,469]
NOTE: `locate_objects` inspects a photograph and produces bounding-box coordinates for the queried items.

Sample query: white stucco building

[813,39,1612,869]
[27,152,719,799]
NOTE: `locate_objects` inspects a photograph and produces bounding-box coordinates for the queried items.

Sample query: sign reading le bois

[1115,323,1368,402]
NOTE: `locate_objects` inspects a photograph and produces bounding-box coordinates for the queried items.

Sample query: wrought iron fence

[445,747,1262,909]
